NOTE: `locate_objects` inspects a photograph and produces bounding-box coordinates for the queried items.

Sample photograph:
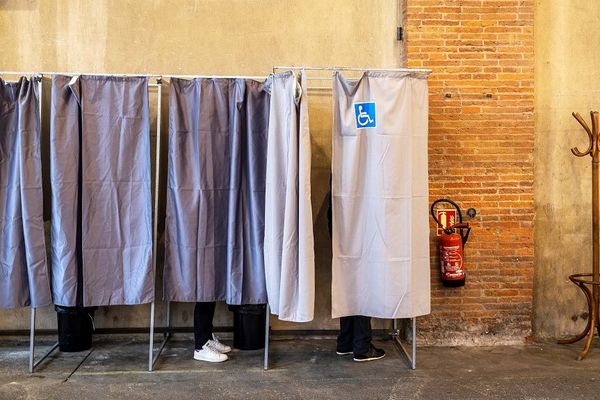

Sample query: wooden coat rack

[559,111,600,360]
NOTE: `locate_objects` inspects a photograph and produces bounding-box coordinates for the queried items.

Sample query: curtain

[264,71,315,322]
[331,71,430,319]
[164,77,269,304]
[0,77,51,308]
[50,75,153,307]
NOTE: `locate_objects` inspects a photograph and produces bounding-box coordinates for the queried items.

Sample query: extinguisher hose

[430,198,471,246]
[431,198,463,226]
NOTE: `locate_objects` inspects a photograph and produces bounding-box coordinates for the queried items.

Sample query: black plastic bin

[230,304,266,350]
[55,306,96,352]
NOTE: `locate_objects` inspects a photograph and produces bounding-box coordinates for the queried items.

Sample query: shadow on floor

[1,334,600,399]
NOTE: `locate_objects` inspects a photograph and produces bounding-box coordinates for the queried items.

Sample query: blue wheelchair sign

[354,102,376,129]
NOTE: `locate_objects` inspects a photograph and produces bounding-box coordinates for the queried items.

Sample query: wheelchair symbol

[354,102,376,129]
[356,105,374,127]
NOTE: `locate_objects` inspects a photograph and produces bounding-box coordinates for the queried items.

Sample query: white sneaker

[207,334,232,354]
[193,345,228,363]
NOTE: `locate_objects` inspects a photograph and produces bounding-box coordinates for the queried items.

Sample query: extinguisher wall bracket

[454,224,471,247]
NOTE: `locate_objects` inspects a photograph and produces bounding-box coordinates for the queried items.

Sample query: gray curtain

[164,78,269,304]
[0,77,51,308]
[263,71,315,322]
[50,75,153,307]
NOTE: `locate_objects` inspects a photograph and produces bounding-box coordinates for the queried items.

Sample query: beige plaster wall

[534,0,600,339]
[0,0,404,331]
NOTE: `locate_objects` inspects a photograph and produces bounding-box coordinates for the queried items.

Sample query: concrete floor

[1,334,600,399]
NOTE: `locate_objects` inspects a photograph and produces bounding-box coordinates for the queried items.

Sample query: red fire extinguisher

[431,199,473,287]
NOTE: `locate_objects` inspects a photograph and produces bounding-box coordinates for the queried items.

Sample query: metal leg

[31,342,59,373]
[411,317,416,370]
[148,301,156,371]
[148,77,163,372]
[29,307,59,373]
[29,308,35,373]
[151,301,172,370]
[164,301,171,337]
[391,317,417,370]
[263,304,270,370]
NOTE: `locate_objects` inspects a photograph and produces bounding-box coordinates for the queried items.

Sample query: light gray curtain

[164,77,269,304]
[0,77,51,308]
[331,71,430,319]
[50,75,153,307]
[264,71,315,322]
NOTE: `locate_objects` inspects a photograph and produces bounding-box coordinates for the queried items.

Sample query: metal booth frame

[2,66,430,373]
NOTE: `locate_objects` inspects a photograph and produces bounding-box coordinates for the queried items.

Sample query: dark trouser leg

[352,316,372,356]
[194,302,216,349]
[337,316,354,351]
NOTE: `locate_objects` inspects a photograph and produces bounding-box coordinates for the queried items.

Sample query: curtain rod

[163,74,267,80]
[0,71,42,77]
[0,71,269,80]
[0,71,161,78]
[1,67,432,79]
[273,66,432,75]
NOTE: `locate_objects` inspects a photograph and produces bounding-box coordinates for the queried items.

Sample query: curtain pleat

[264,71,315,322]
[0,77,51,308]
[50,75,153,306]
[331,71,430,319]
[164,77,269,304]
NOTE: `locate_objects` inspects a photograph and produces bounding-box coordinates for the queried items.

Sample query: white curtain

[264,71,315,322]
[331,71,430,319]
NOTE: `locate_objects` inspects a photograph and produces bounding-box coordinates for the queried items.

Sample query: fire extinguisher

[430,199,473,287]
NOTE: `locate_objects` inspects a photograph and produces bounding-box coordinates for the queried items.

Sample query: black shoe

[353,345,385,362]
[336,348,353,356]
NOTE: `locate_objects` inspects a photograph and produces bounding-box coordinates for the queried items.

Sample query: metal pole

[165,301,171,336]
[390,317,417,370]
[28,77,60,373]
[149,301,155,372]
[263,304,270,370]
[273,66,432,74]
[153,77,163,284]
[1,71,162,78]
[148,78,163,372]
[163,74,267,80]
[28,77,43,374]
[411,317,417,370]
[28,308,35,373]
[151,301,172,370]
[1,71,268,80]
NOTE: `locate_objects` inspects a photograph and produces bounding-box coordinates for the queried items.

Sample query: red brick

[407,0,534,344]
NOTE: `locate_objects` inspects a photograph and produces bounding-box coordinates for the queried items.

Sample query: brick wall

[406,0,535,344]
